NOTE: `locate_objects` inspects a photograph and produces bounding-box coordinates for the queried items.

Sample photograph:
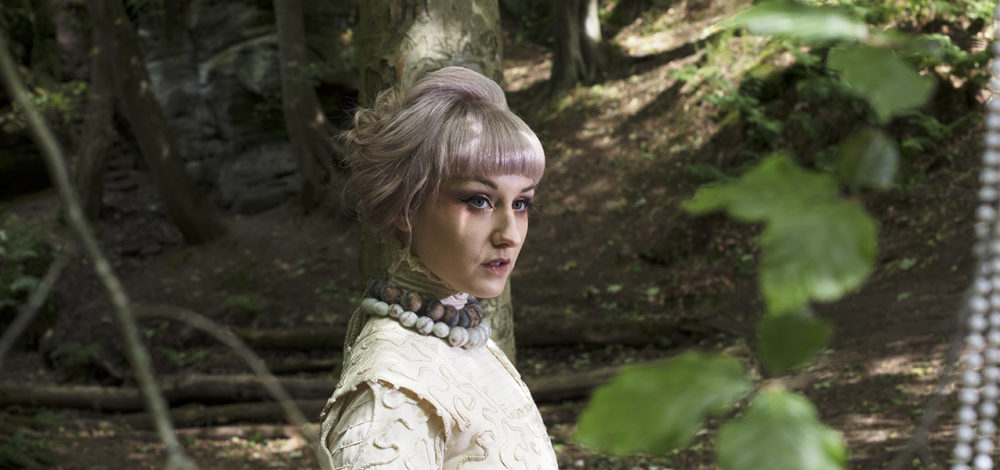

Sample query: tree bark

[74,44,114,220]
[86,0,224,244]
[355,0,518,362]
[551,0,605,92]
[274,0,336,211]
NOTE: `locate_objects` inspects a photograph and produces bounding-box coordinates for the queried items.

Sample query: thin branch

[0,30,197,470]
[0,247,73,366]
[136,304,333,470]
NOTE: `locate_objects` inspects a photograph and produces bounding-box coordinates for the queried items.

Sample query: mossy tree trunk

[550,0,604,92]
[74,41,113,220]
[85,0,224,244]
[355,0,517,362]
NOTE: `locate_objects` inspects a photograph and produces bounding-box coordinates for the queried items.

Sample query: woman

[318,66,558,469]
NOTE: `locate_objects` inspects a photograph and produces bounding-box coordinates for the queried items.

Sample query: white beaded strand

[955,11,1000,469]
[359,296,491,349]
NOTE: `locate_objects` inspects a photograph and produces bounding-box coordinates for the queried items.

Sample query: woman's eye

[466,196,491,209]
[513,199,531,212]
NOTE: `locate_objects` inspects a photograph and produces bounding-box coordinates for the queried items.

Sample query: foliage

[576,352,751,453]
[717,390,846,470]
[576,0,964,467]
[0,215,54,313]
[0,431,61,469]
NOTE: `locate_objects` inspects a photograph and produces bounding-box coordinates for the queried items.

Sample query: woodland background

[0,0,993,468]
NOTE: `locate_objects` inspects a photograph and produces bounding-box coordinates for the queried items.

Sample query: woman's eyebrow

[470,177,536,193]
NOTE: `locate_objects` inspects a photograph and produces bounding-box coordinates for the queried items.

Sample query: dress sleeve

[321,380,446,469]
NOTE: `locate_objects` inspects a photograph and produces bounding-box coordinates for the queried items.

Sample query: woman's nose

[491,209,521,248]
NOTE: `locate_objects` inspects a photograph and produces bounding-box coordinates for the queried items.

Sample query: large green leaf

[757,308,832,374]
[718,390,846,470]
[683,154,838,222]
[760,201,876,313]
[836,128,899,190]
[728,0,869,43]
[575,352,751,454]
[827,43,936,122]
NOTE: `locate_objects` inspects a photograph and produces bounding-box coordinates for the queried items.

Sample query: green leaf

[683,154,838,222]
[718,390,846,470]
[837,128,899,190]
[757,308,832,374]
[728,0,869,43]
[576,352,750,454]
[827,43,935,122]
[760,201,877,313]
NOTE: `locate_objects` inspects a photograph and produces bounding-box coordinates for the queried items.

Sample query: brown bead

[465,304,482,327]
[367,279,383,297]
[441,305,458,326]
[382,286,402,304]
[424,301,444,321]
[404,291,423,313]
[457,309,471,328]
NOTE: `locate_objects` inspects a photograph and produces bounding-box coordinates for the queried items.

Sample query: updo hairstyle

[342,66,545,238]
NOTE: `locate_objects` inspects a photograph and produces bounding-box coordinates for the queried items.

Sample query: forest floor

[0,1,987,469]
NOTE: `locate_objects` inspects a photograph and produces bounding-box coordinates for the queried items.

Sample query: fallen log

[235,317,709,350]
[0,361,642,412]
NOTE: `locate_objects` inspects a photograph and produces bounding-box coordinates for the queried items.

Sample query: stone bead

[361,297,379,312]
[404,291,423,313]
[970,314,990,332]
[373,301,390,316]
[432,321,450,338]
[480,322,492,340]
[966,353,985,369]
[457,309,471,328]
[981,419,997,435]
[442,305,459,327]
[983,402,999,419]
[984,384,1000,400]
[465,328,482,348]
[986,366,1000,381]
[955,443,974,461]
[415,316,434,335]
[389,304,404,319]
[448,326,469,348]
[972,296,990,313]
[382,285,403,304]
[987,349,1000,364]
[399,310,418,328]
[957,425,976,443]
[425,301,444,321]
[367,279,383,296]
[976,438,996,455]
[961,388,981,405]
[973,454,993,470]
[969,333,987,350]
[964,370,983,387]
[959,406,979,424]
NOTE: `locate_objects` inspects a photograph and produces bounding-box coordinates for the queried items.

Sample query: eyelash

[462,195,533,212]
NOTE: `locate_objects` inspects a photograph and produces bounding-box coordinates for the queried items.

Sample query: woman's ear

[393,215,410,233]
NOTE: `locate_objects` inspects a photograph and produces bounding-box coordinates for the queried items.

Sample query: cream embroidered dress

[318,255,558,469]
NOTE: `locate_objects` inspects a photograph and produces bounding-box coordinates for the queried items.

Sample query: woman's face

[408,173,536,298]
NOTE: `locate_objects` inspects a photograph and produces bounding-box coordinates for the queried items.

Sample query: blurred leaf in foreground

[760,200,877,313]
[576,352,750,454]
[728,0,869,43]
[757,308,832,374]
[828,43,935,122]
[682,153,838,222]
[718,390,846,470]
[837,127,899,190]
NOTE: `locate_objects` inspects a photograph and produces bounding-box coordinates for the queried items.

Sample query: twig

[136,304,333,470]
[0,30,197,470]
[0,247,73,366]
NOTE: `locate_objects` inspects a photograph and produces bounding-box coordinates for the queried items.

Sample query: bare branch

[136,304,333,470]
[0,247,73,366]
[0,29,197,470]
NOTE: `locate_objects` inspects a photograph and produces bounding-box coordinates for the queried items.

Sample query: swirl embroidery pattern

[320,318,558,469]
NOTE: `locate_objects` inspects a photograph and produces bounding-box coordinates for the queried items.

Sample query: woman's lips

[481,258,511,275]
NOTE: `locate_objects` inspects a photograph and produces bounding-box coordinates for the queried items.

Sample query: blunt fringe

[341,66,545,236]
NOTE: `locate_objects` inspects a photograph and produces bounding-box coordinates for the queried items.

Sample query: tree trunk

[550,0,604,92]
[356,0,518,362]
[274,0,334,211]
[74,44,114,220]
[85,0,224,244]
